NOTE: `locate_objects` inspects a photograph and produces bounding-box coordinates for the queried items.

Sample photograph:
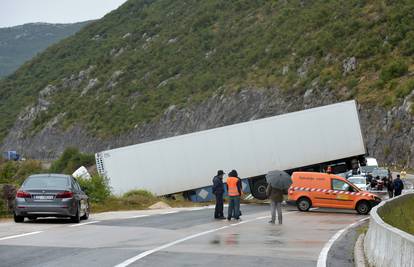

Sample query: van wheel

[297,197,311,212]
[356,201,371,215]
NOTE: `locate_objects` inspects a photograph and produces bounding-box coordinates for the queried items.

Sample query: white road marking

[0,231,43,241]
[316,217,369,267]
[187,207,206,211]
[69,221,100,227]
[129,215,150,219]
[161,211,180,215]
[114,211,295,267]
[114,225,231,267]
[310,208,320,211]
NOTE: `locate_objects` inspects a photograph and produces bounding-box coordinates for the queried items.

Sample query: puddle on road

[264,228,285,246]
[210,233,240,246]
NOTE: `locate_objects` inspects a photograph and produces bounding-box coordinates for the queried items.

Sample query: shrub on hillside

[0,161,18,184]
[77,174,111,203]
[0,160,43,185]
[122,190,158,206]
[50,147,95,174]
[396,79,414,99]
[380,60,408,82]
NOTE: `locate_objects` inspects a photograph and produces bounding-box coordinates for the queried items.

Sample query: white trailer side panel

[97,100,365,195]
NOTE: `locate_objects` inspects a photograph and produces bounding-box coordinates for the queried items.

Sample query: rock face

[1,88,413,168]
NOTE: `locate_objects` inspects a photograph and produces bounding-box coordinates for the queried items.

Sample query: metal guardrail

[364,193,414,267]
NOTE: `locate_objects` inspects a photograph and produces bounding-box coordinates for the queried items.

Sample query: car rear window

[23,176,70,189]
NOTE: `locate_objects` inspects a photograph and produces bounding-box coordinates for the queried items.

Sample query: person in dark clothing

[393,174,404,196]
[370,177,378,190]
[226,170,242,221]
[212,170,225,219]
[386,169,393,198]
[386,176,394,198]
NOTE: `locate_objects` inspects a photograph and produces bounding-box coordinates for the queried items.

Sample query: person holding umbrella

[265,170,292,225]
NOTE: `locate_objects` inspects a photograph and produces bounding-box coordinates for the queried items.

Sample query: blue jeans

[228,196,240,219]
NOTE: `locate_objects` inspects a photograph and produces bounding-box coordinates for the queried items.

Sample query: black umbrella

[265,170,292,190]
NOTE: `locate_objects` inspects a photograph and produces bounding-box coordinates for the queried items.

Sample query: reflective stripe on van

[290,186,372,197]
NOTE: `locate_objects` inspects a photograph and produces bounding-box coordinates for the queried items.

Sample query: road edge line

[69,221,100,227]
[316,217,369,267]
[0,231,43,241]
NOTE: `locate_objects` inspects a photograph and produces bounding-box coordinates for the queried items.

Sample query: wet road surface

[0,204,367,267]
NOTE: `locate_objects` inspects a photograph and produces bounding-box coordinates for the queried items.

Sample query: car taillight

[56,191,73,198]
[16,191,31,198]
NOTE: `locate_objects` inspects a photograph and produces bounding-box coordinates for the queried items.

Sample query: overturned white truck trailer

[96,100,366,201]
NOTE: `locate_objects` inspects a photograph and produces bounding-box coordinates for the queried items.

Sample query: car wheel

[297,197,311,212]
[71,204,81,223]
[356,201,371,215]
[81,202,89,220]
[14,213,24,223]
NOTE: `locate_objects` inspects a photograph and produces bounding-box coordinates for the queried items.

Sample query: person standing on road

[393,174,404,196]
[226,170,242,221]
[386,170,394,198]
[212,170,225,219]
[266,183,283,224]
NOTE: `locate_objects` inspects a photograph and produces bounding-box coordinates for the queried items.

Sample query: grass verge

[379,195,414,235]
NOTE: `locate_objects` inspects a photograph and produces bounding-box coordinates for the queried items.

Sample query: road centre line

[114,211,295,267]
[69,221,100,227]
[0,231,43,241]
[316,217,369,267]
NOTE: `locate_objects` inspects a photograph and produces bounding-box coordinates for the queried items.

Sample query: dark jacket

[212,175,224,195]
[393,178,404,191]
[386,179,394,191]
[266,184,284,202]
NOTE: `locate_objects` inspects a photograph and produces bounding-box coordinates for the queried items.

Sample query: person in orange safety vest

[226,170,242,221]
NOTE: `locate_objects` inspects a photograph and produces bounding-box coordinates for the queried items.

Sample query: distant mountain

[0,22,91,77]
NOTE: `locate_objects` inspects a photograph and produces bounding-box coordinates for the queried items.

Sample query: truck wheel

[251,180,267,200]
[356,201,371,215]
[297,197,311,212]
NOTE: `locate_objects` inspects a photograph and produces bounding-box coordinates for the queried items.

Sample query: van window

[332,179,351,191]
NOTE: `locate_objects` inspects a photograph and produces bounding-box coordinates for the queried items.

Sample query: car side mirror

[348,186,354,192]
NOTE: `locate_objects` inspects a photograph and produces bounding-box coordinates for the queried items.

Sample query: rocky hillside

[0,22,90,77]
[0,0,413,168]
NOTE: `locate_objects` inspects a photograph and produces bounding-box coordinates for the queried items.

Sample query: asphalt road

[0,204,368,267]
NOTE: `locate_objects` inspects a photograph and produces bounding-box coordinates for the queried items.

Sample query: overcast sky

[0,0,128,28]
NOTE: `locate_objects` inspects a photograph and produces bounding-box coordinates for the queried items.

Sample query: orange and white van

[288,172,381,214]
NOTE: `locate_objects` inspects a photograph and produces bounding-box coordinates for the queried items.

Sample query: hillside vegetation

[0,22,90,77]
[0,0,413,142]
